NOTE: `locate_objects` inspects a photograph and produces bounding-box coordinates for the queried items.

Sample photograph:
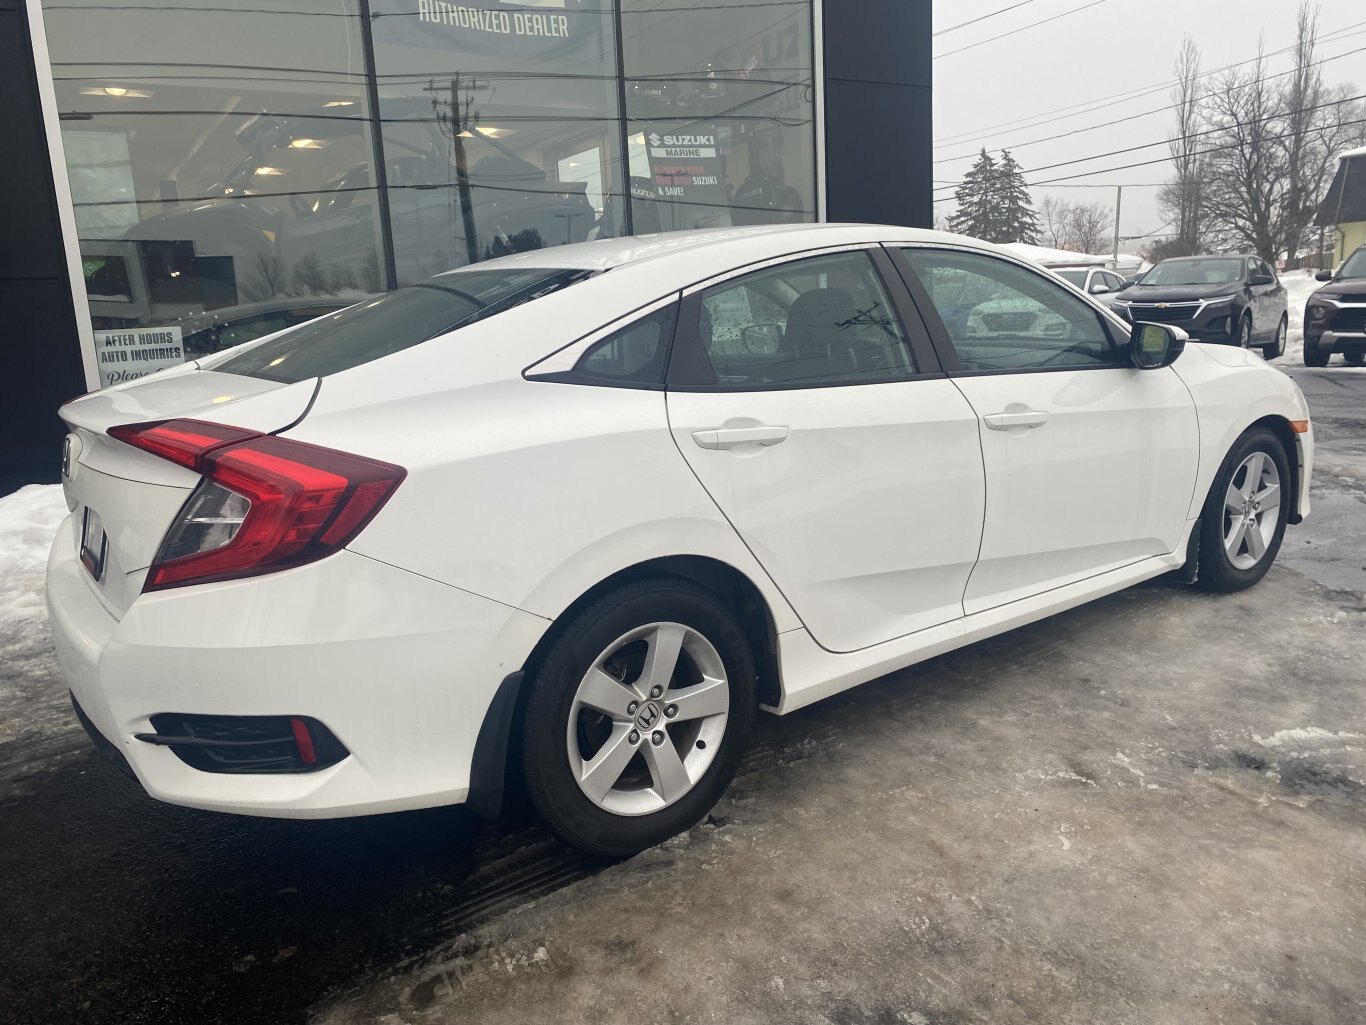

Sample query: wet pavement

[1,366,1363,1025]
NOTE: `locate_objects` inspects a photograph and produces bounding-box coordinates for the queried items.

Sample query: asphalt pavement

[2,364,1364,1025]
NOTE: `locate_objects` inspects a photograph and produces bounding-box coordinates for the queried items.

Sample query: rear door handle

[983,411,1049,431]
[692,426,790,450]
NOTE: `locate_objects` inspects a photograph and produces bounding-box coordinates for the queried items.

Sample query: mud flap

[1174,520,1200,584]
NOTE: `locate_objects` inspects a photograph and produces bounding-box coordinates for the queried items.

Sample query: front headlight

[1308,304,1330,322]
[1203,295,1237,306]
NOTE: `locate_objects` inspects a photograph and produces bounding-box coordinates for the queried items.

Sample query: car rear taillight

[108,419,405,591]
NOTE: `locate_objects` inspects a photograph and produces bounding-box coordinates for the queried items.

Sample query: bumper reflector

[1290,420,1311,434]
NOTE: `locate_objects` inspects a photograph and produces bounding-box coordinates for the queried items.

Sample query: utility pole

[427,74,482,268]
[1112,185,1123,262]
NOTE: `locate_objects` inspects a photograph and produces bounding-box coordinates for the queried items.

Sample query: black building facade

[2,0,931,490]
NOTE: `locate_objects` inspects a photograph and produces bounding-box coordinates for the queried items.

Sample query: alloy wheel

[1222,451,1281,570]
[566,622,729,816]
[1238,316,1252,348]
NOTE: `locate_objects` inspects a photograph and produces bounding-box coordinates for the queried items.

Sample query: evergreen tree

[948,150,1000,240]
[994,150,1040,244]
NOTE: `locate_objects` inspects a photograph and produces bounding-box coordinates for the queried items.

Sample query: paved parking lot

[2,366,1363,1025]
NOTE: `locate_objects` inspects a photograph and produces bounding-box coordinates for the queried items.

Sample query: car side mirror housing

[1315,269,1334,282]
[1129,322,1185,370]
[1248,274,1275,286]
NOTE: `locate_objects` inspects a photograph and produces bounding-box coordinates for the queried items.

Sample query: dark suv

[1111,255,1289,358]
[1304,245,1366,367]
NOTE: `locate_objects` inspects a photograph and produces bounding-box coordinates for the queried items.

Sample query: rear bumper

[46,516,548,818]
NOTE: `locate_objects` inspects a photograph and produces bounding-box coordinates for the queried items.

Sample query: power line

[933,17,1366,144]
[933,0,1039,37]
[933,42,1366,166]
[934,91,1366,191]
[934,0,1110,61]
[1024,115,1366,188]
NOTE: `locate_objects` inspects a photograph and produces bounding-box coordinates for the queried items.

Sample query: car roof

[439,223,997,277]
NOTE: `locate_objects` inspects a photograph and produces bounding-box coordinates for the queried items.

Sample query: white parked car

[47,225,1313,856]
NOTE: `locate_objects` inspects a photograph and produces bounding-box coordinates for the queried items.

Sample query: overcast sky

[931,0,1366,250]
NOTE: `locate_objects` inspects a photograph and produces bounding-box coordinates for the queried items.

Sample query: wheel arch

[1248,414,1302,525]
[468,554,785,819]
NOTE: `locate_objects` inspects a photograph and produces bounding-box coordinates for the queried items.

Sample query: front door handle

[983,410,1049,431]
[692,425,790,450]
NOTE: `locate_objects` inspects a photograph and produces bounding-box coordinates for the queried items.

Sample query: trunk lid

[57,367,317,618]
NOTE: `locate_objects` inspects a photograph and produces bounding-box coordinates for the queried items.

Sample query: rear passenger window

[687,251,916,388]
[900,248,1120,372]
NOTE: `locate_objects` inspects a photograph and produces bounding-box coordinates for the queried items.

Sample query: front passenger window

[899,248,1121,372]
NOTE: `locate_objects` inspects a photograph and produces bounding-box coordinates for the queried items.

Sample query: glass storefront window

[40,0,817,388]
[370,0,626,283]
[43,0,388,383]
[621,0,816,232]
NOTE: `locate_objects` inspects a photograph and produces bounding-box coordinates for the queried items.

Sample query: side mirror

[1089,281,1113,295]
[1248,274,1275,287]
[1315,270,1334,282]
[1129,322,1185,370]
[741,323,783,354]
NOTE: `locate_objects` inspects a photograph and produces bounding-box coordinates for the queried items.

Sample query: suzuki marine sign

[644,128,727,206]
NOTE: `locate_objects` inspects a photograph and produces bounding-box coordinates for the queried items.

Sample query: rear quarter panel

[282,368,802,634]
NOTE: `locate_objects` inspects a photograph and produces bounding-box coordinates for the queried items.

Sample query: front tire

[1304,340,1330,367]
[1195,427,1291,593]
[1345,351,1365,366]
[1235,313,1253,349]
[520,578,757,857]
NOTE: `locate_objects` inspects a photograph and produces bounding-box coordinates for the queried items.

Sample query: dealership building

[2,0,932,489]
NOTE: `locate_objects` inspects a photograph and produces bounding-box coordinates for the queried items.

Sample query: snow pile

[1280,270,1321,365]
[0,485,72,746]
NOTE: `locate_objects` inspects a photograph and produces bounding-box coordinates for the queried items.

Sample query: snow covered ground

[0,484,74,746]
[1279,268,1321,366]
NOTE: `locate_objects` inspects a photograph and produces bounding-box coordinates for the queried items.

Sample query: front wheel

[1235,314,1253,349]
[1262,316,1287,360]
[1304,341,1330,367]
[1345,351,1365,366]
[520,578,757,857]
[1196,427,1291,593]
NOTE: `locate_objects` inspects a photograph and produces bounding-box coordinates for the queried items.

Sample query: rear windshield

[212,267,595,383]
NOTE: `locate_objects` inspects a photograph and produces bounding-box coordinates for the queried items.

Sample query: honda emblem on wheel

[636,702,661,729]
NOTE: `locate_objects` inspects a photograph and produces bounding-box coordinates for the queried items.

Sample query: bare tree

[1064,202,1113,254]
[1159,35,1207,255]
[1038,196,1071,248]
[240,251,286,303]
[1281,2,1322,263]
[1201,42,1288,262]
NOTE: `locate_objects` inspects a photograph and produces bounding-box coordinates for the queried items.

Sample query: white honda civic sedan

[47,224,1313,855]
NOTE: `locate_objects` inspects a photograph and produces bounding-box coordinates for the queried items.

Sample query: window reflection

[371,0,625,282]
[622,0,816,232]
[44,0,386,381]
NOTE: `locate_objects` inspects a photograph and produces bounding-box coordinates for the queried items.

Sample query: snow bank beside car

[0,484,72,746]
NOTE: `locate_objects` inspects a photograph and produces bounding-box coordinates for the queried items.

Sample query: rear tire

[1196,427,1291,593]
[520,578,757,857]
[1262,316,1287,359]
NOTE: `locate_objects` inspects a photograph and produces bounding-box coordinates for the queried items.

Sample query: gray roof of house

[1316,152,1366,226]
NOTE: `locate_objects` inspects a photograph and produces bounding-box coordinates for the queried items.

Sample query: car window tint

[212,267,595,383]
[900,248,1120,372]
[573,305,677,384]
[693,251,916,388]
